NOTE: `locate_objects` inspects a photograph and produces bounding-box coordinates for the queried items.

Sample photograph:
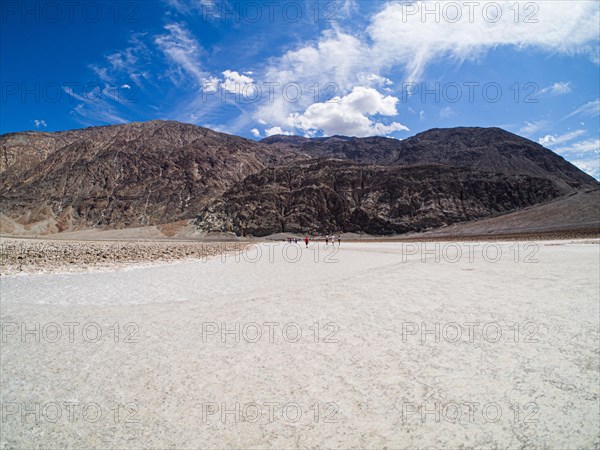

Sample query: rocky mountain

[1,121,597,236]
[262,127,596,192]
[0,121,296,233]
[194,159,563,236]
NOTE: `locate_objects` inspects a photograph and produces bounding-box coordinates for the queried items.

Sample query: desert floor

[1,240,599,448]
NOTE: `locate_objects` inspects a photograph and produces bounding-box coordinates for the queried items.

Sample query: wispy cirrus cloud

[537,81,572,97]
[89,33,152,89]
[368,1,599,82]
[555,138,600,179]
[563,99,600,120]
[519,120,550,136]
[63,85,129,126]
[538,129,587,147]
[154,23,207,86]
[540,131,599,179]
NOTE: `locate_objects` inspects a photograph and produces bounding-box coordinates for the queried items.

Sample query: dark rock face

[0,121,295,232]
[262,127,597,192]
[194,159,563,236]
[1,121,596,236]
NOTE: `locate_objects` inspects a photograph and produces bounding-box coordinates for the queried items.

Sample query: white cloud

[63,86,128,125]
[221,70,257,97]
[538,130,587,147]
[33,119,47,128]
[166,0,216,15]
[265,126,293,137]
[554,138,600,179]
[89,33,151,90]
[556,138,600,154]
[563,99,600,120]
[255,2,598,136]
[357,73,394,88]
[250,128,261,137]
[120,84,131,90]
[254,30,370,127]
[155,23,206,86]
[368,1,600,81]
[287,86,409,137]
[439,106,455,119]
[520,120,549,136]
[569,159,600,180]
[538,81,572,96]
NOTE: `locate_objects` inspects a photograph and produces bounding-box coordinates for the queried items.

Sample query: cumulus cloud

[255,2,598,136]
[265,126,293,137]
[221,70,257,97]
[250,128,261,137]
[287,87,409,137]
[34,119,47,128]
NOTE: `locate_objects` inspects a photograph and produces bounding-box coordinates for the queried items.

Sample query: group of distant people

[324,235,341,246]
[286,235,341,248]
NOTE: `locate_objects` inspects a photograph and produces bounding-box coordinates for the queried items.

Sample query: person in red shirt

[304,236,309,248]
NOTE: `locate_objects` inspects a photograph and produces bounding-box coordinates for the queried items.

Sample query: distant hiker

[305,236,309,248]
[338,235,341,246]
[325,236,329,246]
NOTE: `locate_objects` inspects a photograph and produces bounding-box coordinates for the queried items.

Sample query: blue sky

[1,0,599,177]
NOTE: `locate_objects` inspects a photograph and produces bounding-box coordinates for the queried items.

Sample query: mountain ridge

[1,120,597,236]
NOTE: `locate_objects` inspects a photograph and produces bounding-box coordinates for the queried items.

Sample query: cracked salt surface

[1,242,598,448]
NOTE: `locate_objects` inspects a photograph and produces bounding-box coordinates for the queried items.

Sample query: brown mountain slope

[416,188,600,238]
[262,127,597,192]
[1,121,597,237]
[0,120,296,233]
[194,159,563,236]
